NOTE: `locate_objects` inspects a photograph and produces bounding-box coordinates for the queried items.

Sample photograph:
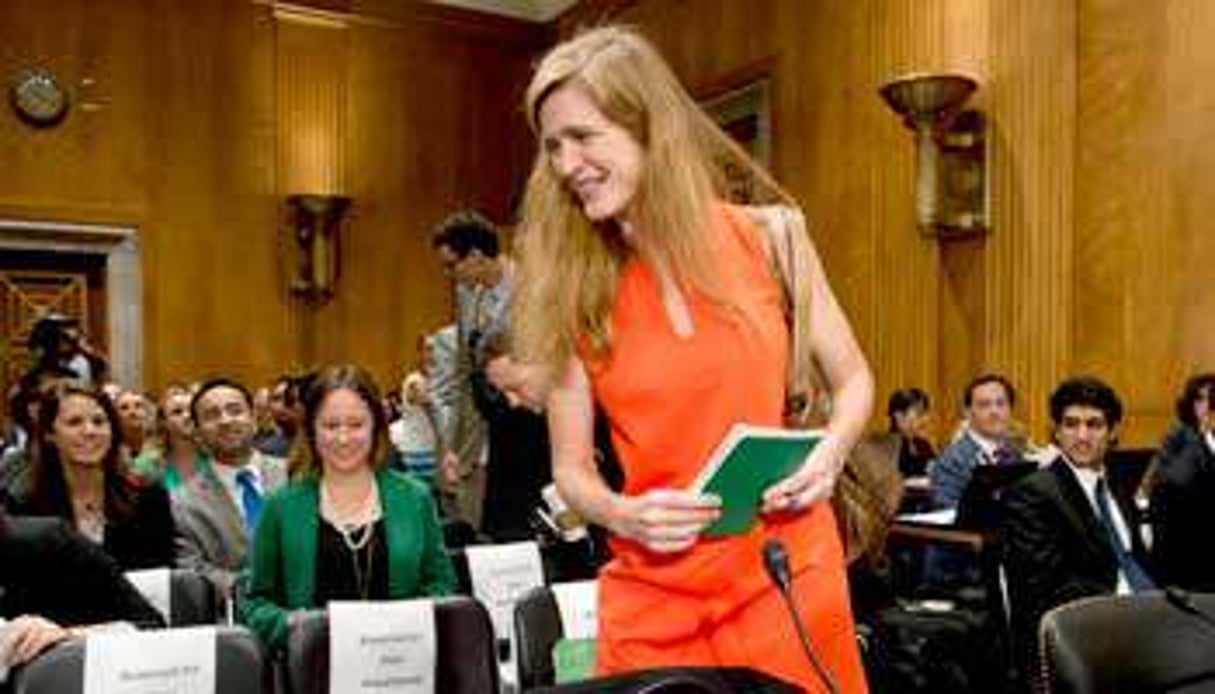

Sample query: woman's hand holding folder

[761,434,846,514]
[608,489,722,554]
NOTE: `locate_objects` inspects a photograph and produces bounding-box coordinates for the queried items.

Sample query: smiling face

[314,387,375,477]
[195,385,255,464]
[1056,404,1115,470]
[538,83,645,226]
[50,393,113,468]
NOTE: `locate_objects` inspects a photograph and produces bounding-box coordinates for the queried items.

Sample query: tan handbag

[744,204,901,566]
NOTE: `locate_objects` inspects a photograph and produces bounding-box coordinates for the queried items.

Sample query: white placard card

[125,568,172,623]
[84,625,216,694]
[328,600,436,694]
[551,580,598,640]
[465,541,545,640]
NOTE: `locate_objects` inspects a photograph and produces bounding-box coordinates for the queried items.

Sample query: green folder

[689,424,824,536]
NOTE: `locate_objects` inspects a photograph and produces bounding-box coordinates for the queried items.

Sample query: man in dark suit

[1001,376,1156,685]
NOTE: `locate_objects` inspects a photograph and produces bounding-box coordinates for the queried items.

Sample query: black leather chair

[1039,591,1215,693]
[169,569,225,626]
[285,595,498,694]
[514,585,565,689]
[126,568,225,626]
[11,625,268,694]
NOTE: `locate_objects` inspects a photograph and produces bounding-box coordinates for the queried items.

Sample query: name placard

[125,568,172,623]
[84,625,216,694]
[328,600,436,694]
[465,541,545,640]
[551,580,598,640]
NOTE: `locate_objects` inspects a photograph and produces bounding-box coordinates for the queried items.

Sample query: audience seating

[1039,591,1215,693]
[126,568,225,626]
[285,595,497,694]
[11,625,267,694]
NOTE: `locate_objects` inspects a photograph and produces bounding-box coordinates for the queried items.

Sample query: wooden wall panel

[0,0,543,392]
[1076,0,1215,444]
[561,1,1076,443]
[978,1,1075,441]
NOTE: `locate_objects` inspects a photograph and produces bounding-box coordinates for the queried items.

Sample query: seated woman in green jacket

[240,364,456,651]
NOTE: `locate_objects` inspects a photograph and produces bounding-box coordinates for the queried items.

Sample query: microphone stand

[763,538,840,694]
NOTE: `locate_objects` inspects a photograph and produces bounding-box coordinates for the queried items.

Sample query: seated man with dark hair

[1001,376,1156,687]
[0,511,164,673]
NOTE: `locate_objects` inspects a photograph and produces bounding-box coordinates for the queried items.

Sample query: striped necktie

[235,468,263,539]
[1094,478,1155,592]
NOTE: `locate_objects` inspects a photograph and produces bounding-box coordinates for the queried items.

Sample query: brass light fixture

[286,194,350,303]
[880,73,988,237]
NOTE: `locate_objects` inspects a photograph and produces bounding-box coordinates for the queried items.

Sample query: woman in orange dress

[511,26,874,693]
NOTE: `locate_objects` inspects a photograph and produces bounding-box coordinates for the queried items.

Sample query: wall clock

[10,69,69,127]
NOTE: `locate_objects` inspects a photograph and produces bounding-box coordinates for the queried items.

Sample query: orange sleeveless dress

[581,204,867,693]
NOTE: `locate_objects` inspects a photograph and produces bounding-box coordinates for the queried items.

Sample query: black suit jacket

[1001,458,1153,674]
[0,515,164,628]
[1149,435,1215,591]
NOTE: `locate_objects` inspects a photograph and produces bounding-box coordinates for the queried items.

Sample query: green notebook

[689,423,824,537]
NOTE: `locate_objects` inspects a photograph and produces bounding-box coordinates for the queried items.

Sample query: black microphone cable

[762,538,840,694]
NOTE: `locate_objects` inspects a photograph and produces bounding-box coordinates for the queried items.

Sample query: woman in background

[1143,373,1215,590]
[240,364,455,651]
[885,387,936,477]
[511,26,871,691]
[131,383,204,490]
[2,385,174,570]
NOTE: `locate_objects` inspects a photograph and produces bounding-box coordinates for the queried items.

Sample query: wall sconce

[880,73,988,237]
[286,194,350,303]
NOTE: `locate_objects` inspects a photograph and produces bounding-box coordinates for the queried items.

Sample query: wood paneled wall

[0,0,544,391]
[1075,0,1215,442]
[559,1,1077,443]
[559,0,1215,445]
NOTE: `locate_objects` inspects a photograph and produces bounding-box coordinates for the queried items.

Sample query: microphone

[762,538,839,694]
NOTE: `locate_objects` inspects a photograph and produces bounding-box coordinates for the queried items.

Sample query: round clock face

[10,70,68,126]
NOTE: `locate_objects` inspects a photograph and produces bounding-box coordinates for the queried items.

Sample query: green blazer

[239,468,456,650]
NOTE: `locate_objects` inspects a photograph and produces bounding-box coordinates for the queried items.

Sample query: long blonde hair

[512,25,792,372]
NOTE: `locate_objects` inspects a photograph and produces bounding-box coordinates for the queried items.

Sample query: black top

[2,468,175,571]
[314,518,389,603]
[0,515,164,628]
[1149,430,1215,591]
[897,435,936,477]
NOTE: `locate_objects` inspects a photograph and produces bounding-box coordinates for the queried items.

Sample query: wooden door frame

[0,218,142,387]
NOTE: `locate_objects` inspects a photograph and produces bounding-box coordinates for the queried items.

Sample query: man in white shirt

[171,378,287,596]
[1001,376,1156,686]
